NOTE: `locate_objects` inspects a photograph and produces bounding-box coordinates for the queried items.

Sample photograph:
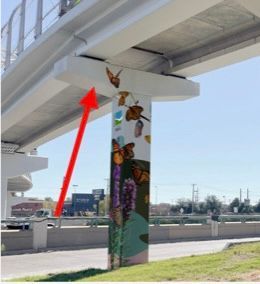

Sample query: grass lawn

[8,242,260,282]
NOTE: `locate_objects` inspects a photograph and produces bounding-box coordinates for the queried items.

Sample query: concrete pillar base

[33,219,48,250]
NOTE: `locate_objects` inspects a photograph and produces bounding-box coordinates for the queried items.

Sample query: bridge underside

[2,0,260,153]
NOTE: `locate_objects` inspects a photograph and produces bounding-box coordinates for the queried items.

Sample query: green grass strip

[8,242,260,282]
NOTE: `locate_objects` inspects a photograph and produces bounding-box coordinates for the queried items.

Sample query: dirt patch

[242,270,260,281]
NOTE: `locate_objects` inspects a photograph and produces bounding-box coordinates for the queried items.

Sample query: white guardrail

[1,0,81,72]
[1,214,260,230]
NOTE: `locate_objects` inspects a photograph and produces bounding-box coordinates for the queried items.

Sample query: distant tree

[194,201,207,214]
[65,197,72,202]
[98,200,105,216]
[43,197,55,210]
[170,204,179,214]
[238,202,245,213]
[98,196,110,216]
[229,198,240,212]
[238,202,254,214]
[171,198,193,214]
[44,197,53,202]
[204,195,222,214]
[254,200,260,213]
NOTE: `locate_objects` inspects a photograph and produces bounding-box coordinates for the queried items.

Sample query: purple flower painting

[112,165,121,208]
[122,178,137,221]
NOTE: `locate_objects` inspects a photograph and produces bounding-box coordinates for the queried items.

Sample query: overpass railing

[2,214,260,230]
[1,0,81,72]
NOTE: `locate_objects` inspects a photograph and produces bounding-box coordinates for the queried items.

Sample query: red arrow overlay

[54,87,99,217]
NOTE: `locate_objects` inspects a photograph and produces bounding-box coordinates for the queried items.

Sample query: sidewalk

[2,237,260,280]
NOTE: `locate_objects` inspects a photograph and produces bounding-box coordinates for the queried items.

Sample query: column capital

[54,55,199,102]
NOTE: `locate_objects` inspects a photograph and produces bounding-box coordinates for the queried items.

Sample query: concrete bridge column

[1,153,48,219]
[51,55,199,269]
[109,92,151,269]
[1,178,8,219]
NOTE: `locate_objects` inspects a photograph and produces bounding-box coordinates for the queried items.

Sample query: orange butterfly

[131,162,150,185]
[106,67,122,88]
[126,105,144,121]
[144,135,151,144]
[118,91,129,106]
[112,139,135,165]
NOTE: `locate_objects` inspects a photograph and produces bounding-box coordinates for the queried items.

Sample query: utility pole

[195,187,199,203]
[240,188,242,204]
[191,184,197,214]
[247,188,249,199]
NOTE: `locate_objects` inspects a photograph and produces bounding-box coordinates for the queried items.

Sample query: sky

[2,1,260,205]
[28,57,260,205]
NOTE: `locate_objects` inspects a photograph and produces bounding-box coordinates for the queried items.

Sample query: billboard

[92,189,105,201]
[72,193,95,212]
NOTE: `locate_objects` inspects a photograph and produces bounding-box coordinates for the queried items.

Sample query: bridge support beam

[1,153,48,219]
[109,93,151,269]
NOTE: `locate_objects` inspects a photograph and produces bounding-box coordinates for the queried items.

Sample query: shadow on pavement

[19,268,108,282]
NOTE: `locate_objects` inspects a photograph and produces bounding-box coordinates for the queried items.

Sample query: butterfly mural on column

[110,206,122,227]
[112,139,135,165]
[131,161,150,185]
[106,67,123,88]
[118,91,129,106]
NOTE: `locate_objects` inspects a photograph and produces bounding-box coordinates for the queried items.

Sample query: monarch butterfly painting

[118,91,129,106]
[106,67,122,88]
[131,161,150,185]
[144,135,151,144]
[125,105,144,121]
[112,139,135,165]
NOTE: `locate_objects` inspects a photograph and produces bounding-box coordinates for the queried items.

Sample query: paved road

[2,237,260,280]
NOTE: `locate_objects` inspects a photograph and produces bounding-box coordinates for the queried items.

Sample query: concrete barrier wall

[47,227,108,248]
[1,230,33,251]
[219,222,260,237]
[2,222,260,253]
[150,224,212,243]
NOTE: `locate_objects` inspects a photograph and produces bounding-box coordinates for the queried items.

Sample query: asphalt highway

[2,237,260,280]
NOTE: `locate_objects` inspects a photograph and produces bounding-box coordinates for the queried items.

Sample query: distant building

[62,201,73,216]
[71,193,95,215]
[62,190,105,216]
[150,203,172,216]
[11,201,43,217]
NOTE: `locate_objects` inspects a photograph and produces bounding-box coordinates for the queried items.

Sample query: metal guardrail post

[59,0,68,17]
[35,0,43,39]
[58,218,62,228]
[5,5,21,69]
[6,18,13,69]
[17,0,26,55]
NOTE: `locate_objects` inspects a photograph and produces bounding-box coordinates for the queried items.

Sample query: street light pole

[104,178,110,216]
[191,183,196,214]
[72,184,78,215]
[72,184,78,193]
